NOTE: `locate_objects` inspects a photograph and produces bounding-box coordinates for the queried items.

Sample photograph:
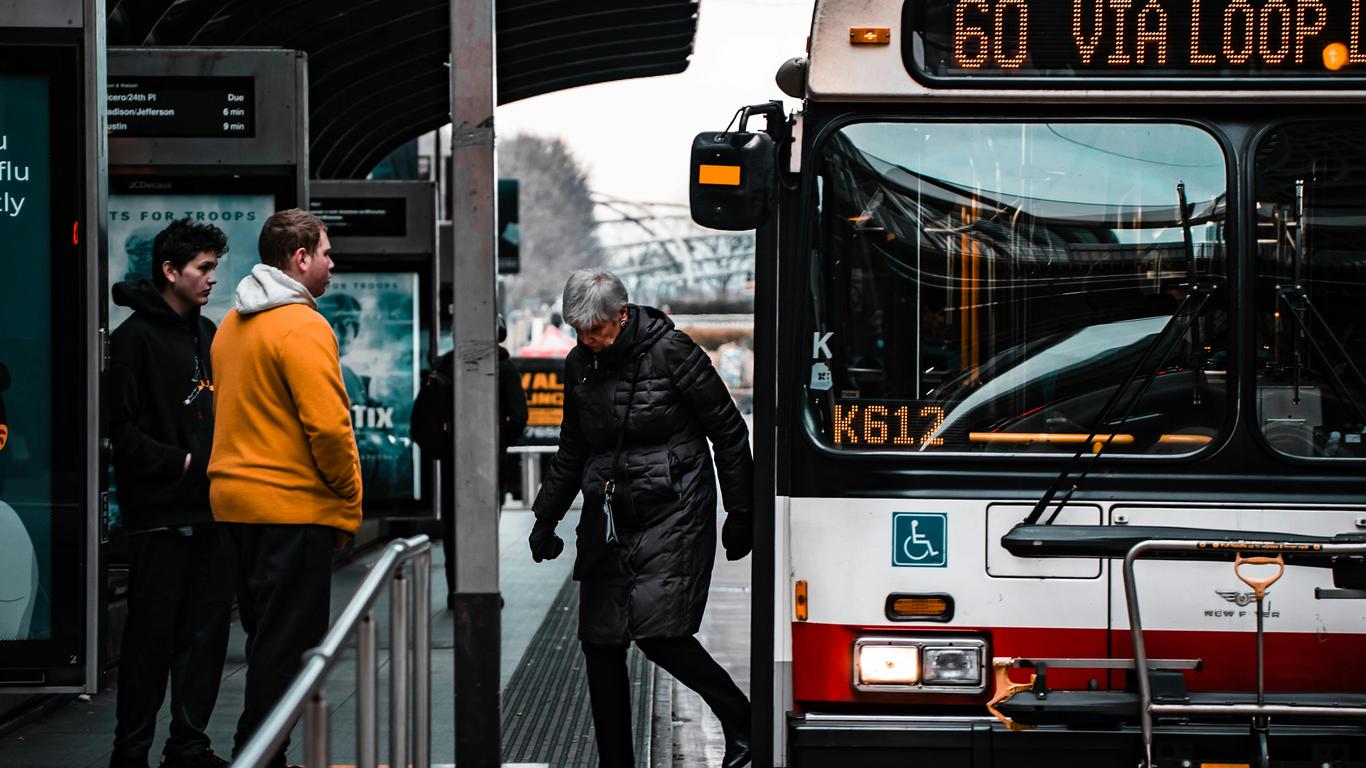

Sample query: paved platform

[0,506,751,768]
[0,509,577,767]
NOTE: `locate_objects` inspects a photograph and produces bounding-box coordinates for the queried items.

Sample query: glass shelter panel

[1253,122,1366,459]
[0,42,87,683]
[805,122,1229,455]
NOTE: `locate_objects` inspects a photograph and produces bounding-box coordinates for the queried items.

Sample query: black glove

[721,513,753,561]
[529,519,564,563]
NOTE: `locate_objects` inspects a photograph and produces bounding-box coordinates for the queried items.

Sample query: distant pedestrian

[411,314,528,608]
[529,269,754,768]
[107,219,232,768]
[209,209,362,768]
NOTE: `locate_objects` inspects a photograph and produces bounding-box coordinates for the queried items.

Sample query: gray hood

[234,263,316,315]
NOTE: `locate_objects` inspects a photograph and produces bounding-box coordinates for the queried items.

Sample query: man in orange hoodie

[208,208,362,768]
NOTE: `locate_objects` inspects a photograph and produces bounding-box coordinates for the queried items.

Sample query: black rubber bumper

[788,714,1366,768]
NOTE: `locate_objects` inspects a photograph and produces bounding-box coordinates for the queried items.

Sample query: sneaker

[160,752,229,768]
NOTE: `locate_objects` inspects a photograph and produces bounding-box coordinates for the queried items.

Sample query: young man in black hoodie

[108,218,233,768]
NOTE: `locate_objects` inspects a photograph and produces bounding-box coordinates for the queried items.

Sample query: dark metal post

[413,550,432,768]
[85,0,110,699]
[751,106,789,768]
[449,0,502,765]
[356,611,378,768]
[390,570,410,768]
[305,692,329,768]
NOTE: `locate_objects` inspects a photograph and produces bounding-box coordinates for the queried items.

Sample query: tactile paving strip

[502,575,654,767]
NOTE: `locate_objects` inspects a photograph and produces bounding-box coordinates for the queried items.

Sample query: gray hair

[562,268,628,328]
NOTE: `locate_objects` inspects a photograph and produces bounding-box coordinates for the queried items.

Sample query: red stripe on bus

[791,622,1366,706]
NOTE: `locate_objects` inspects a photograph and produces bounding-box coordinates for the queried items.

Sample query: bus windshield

[804,121,1229,455]
[1254,121,1366,459]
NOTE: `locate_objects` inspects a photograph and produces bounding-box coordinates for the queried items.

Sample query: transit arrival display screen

[909,0,1366,83]
[107,76,255,137]
[310,197,408,237]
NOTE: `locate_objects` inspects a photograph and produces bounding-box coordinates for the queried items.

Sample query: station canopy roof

[106,1,698,179]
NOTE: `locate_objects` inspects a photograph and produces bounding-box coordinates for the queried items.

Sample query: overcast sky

[495,0,815,205]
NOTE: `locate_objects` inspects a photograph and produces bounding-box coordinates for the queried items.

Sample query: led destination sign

[831,401,947,450]
[107,76,255,137]
[911,0,1366,82]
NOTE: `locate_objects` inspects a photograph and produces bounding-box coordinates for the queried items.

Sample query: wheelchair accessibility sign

[892,513,947,567]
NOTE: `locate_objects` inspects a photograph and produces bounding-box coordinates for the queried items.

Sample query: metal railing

[508,445,556,504]
[232,535,433,768]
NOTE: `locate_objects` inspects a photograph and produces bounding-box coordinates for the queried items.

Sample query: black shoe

[159,753,229,768]
[722,732,752,768]
[109,758,149,768]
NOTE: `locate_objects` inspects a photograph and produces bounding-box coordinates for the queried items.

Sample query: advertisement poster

[515,357,565,447]
[108,192,274,328]
[0,75,53,642]
[317,273,421,501]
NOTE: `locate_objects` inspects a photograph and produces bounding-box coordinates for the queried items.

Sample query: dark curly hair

[151,218,229,290]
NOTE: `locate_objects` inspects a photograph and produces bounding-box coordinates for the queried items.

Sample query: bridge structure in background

[593,194,755,307]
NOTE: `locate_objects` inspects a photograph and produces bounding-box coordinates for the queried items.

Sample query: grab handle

[1234,554,1285,600]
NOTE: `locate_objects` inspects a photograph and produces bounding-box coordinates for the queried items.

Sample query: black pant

[221,524,334,768]
[440,455,515,600]
[439,458,455,597]
[582,636,750,768]
[111,527,233,765]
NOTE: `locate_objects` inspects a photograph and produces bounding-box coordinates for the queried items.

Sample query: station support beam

[448,0,501,766]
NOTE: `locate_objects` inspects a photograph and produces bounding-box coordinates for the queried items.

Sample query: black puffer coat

[533,305,752,644]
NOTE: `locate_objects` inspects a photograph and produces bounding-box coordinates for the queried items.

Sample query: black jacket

[108,280,216,530]
[416,345,529,460]
[533,305,752,643]
[498,346,530,453]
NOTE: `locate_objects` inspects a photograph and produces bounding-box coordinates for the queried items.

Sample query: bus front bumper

[788,713,1366,767]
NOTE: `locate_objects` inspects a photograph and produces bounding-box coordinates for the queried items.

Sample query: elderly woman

[530,269,754,768]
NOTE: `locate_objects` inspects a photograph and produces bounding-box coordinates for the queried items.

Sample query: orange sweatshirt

[208,266,362,533]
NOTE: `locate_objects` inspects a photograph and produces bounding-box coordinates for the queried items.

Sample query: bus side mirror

[689,130,775,231]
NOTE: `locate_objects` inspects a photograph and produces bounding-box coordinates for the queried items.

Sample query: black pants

[582,636,750,768]
[439,458,455,597]
[439,455,516,600]
[111,527,233,765]
[221,524,334,768]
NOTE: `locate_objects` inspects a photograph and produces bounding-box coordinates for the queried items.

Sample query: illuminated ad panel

[107,193,274,328]
[0,74,53,643]
[105,192,278,533]
[317,273,422,502]
[516,358,566,447]
[910,0,1366,83]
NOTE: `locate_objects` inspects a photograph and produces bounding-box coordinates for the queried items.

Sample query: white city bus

[692,1,1366,765]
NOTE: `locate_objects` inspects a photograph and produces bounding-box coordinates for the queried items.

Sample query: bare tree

[499,134,604,307]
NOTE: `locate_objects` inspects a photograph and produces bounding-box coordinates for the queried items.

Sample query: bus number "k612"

[832,402,945,448]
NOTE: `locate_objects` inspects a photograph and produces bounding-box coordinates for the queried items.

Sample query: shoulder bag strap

[610,352,646,474]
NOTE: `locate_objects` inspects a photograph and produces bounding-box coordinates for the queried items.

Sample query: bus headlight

[856,642,920,686]
[922,646,982,686]
[853,636,987,692]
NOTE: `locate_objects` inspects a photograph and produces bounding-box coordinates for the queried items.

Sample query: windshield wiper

[1276,178,1366,424]
[1022,182,1215,527]
[1180,183,1205,407]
